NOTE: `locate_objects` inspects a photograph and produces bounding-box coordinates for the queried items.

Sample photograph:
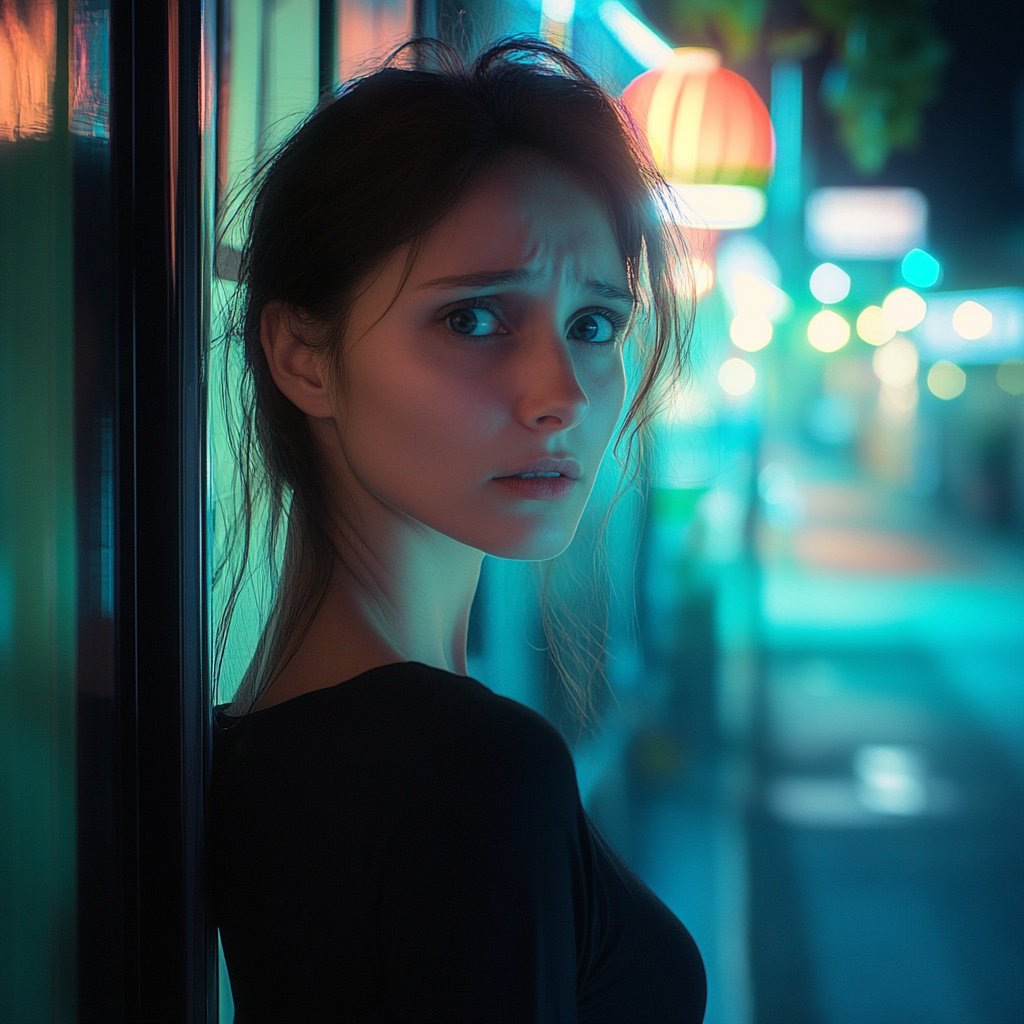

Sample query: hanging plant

[808,0,949,173]
[647,0,949,174]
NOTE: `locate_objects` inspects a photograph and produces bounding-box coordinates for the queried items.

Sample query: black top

[210,662,705,1023]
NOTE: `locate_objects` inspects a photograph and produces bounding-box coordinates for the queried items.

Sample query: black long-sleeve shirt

[210,661,706,1023]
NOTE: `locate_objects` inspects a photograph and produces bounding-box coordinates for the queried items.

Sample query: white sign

[805,187,928,260]
[913,289,1024,364]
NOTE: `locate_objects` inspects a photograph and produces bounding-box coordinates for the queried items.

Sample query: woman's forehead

[410,161,629,293]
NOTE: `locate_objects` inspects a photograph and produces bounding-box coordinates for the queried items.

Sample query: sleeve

[375,702,586,1024]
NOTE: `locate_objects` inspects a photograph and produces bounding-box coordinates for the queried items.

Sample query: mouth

[492,457,582,500]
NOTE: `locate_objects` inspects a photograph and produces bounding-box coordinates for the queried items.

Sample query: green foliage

[668,0,769,62]
[657,0,949,174]
[808,0,949,173]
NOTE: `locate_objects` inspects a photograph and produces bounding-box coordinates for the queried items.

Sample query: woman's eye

[444,306,503,337]
[567,312,617,344]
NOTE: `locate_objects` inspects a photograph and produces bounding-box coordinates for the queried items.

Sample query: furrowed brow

[419,268,537,290]
[419,269,635,308]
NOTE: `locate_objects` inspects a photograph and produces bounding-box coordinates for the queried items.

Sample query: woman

[210,39,705,1023]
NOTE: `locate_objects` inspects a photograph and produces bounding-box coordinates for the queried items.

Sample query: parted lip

[494,457,582,481]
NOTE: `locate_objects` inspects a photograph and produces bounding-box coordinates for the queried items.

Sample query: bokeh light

[996,359,1024,395]
[856,305,897,346]
[718,357,755,396]
[809,262,851,304]
[730,312,773,352]
[951,299,993,340]
[882,287,927,332]
[926,360,966,400]
[879,382,919,421]
[901,249,941,289]
[693,259,714,298]
[807,309,851,352]
[873,336,919,388]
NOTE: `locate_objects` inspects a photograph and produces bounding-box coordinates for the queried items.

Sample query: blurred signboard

[805,187,928,260]
[913,288,1024,364]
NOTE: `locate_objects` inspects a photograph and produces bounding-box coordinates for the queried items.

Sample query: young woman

[209,39,705,1023]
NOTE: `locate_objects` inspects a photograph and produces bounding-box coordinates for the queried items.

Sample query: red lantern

[622,49,774,190]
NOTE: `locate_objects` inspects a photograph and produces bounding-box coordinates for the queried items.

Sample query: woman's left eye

[567,311,620,344]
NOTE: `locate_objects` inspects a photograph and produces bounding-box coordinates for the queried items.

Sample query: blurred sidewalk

[749,445,1024,1024]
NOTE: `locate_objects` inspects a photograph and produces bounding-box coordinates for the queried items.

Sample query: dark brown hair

[215,37,693,715]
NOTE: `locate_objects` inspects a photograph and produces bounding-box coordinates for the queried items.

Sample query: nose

[512,327,589,432]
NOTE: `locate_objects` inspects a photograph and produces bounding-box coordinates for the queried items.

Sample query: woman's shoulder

[214,661,578,807]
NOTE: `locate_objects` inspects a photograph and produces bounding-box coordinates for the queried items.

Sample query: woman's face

[324,159,631,560]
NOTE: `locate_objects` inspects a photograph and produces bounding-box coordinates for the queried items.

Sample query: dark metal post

[73,0,213,1019]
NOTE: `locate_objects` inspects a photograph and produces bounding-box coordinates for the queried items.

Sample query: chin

[474,520,580,562]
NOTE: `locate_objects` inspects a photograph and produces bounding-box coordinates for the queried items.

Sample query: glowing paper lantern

[807,310,851,352]
[622,49,774,229]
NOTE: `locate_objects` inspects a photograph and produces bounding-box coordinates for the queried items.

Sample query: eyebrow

[419,268,635,307]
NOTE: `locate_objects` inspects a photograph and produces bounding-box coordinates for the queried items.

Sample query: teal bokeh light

[901,248,941,288]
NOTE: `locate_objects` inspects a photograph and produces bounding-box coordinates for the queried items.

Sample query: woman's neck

[254,508,484,711]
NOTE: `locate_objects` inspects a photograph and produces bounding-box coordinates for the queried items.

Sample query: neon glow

[883,288,927,332]
[901,248,941,289]
[805,188,928,260]
[807,310,851,353]
[873,337,919,388]
[622,50,775,190]
[718,357,756,396]
[809,263,851,304]
[542,0,575,24]
[952,300,993,340]
[666,183,767,229]
[857,305,897,346]
[730,312,773,352]
[926,361,966,400]
[597,2,672,70]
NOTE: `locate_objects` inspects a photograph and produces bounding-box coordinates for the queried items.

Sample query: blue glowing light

[901,248,941,289]
[809,262,851,304]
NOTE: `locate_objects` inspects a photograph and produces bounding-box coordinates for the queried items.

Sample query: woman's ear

[260,301,335,419]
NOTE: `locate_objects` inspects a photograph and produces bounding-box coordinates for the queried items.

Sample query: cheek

[339,352,499,498]
[580,353,628,442]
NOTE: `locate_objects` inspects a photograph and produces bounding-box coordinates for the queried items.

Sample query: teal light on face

[901,248,941,289]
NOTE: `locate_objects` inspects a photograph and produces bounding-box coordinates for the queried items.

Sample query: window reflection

[0,0,56,141]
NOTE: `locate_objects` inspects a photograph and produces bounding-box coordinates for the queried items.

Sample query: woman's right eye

[444,306,504,337]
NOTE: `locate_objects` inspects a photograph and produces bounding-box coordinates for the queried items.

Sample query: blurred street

[610,431,1024,1024]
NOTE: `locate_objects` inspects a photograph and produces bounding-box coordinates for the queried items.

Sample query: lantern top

[664,47,721,73]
